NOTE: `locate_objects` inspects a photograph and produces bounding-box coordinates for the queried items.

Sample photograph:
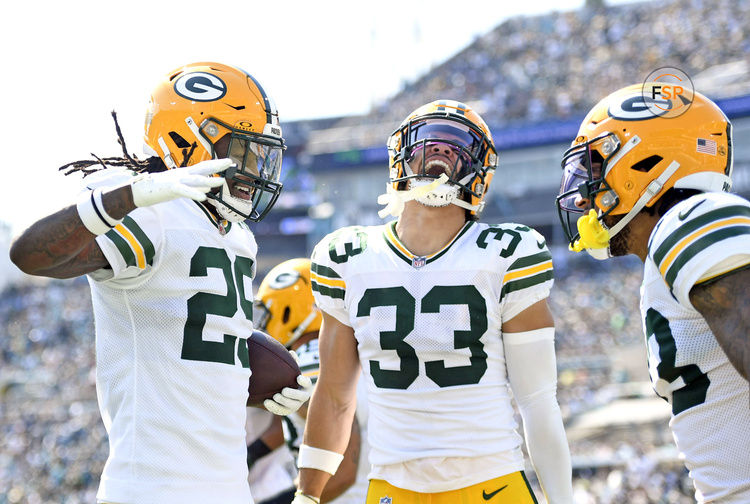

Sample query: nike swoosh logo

[537,239,546,249]
[678,199,706,220]
[482,485,508,500]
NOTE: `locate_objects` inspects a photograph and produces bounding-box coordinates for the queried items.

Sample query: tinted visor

[408,120,483,157]
[405,119,485,181]
[558,150,596,212]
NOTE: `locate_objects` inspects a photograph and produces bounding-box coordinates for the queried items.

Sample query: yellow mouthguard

[570,209,610,252]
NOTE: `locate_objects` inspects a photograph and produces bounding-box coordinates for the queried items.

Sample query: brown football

[247,329,301,407]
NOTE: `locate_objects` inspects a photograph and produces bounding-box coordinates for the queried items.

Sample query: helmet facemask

[556,132,623,256]
[201,119,284,222]
[394,117,490,209]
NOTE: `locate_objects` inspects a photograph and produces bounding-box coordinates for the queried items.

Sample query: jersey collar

[194,201,232,235]
[383,220,474,268]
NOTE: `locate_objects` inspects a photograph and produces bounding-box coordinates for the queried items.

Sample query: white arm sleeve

[504,328,573,504]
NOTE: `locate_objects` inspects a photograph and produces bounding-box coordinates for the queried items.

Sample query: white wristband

[77,189,120,235]
[91,187,121,227]
[297,444,344,475]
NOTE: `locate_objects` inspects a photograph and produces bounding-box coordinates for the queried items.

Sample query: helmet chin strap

[607,160,681,236]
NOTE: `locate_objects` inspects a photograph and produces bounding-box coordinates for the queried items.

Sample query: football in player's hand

[247,330,301,407]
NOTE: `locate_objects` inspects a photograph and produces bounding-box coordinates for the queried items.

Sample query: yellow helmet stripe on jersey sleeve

[658,216,750,279]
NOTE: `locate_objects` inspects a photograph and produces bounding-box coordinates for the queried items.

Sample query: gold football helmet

[144,61,285,222]
[556,83,733,256]
[255,258,321,348]
[386,100,498,216]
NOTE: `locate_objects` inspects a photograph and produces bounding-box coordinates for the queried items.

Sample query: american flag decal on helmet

[696,138,717,155]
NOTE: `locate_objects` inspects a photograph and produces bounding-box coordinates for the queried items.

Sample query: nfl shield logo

[412,256,426,269]
[379,497,392,504]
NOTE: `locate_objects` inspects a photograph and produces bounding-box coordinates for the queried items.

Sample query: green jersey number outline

[645,307,710,415]
[181,246,254,367]
[357,284,488,389]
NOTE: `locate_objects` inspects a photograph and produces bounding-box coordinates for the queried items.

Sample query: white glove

[264,374,313,416]
[130,159,232,207]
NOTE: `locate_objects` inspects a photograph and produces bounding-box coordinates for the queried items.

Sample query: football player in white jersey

[556,83,750,503]
[255,258,366,503]
[293,101,574,504]
[9,62,311,504]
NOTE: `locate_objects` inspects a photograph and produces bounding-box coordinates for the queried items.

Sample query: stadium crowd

[317,0,750,152]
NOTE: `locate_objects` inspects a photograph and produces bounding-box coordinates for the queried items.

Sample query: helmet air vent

[168,131,191,149]
[631,155,663,173]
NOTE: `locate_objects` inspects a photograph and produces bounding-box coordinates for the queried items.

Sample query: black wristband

[247,438,272,469]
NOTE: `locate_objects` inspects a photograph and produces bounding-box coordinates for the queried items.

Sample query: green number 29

[181,246,254,367]
[357,285,488,389]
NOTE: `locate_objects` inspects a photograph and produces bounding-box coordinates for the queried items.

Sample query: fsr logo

[174,72,227,102]
[608,67,695,121]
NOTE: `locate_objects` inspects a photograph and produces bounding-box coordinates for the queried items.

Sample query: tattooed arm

[690,267,750,382]
[9,186,135,279]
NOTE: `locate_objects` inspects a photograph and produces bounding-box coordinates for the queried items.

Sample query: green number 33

[357,285,488,389]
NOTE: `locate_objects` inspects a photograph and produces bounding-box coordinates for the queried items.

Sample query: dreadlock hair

[59,111,198,177]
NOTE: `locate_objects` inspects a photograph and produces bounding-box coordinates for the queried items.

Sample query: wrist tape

[297,444,344,475]
[76,188,122,235]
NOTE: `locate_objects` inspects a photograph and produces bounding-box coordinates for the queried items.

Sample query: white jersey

[89,197,257,504]
[283,339,371,504]
[642,192,750,503]
[310,220,553,484]
[245,408,296,503]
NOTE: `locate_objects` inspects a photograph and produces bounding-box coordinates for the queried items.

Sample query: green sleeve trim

[311,280,345,300]
[508,250,552,271]
[104,229,136,267]
[122,216,155,266]
[653,205,750,266]
[665,226,750,289]
[500,270,553,302]
[311,262,342,279]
